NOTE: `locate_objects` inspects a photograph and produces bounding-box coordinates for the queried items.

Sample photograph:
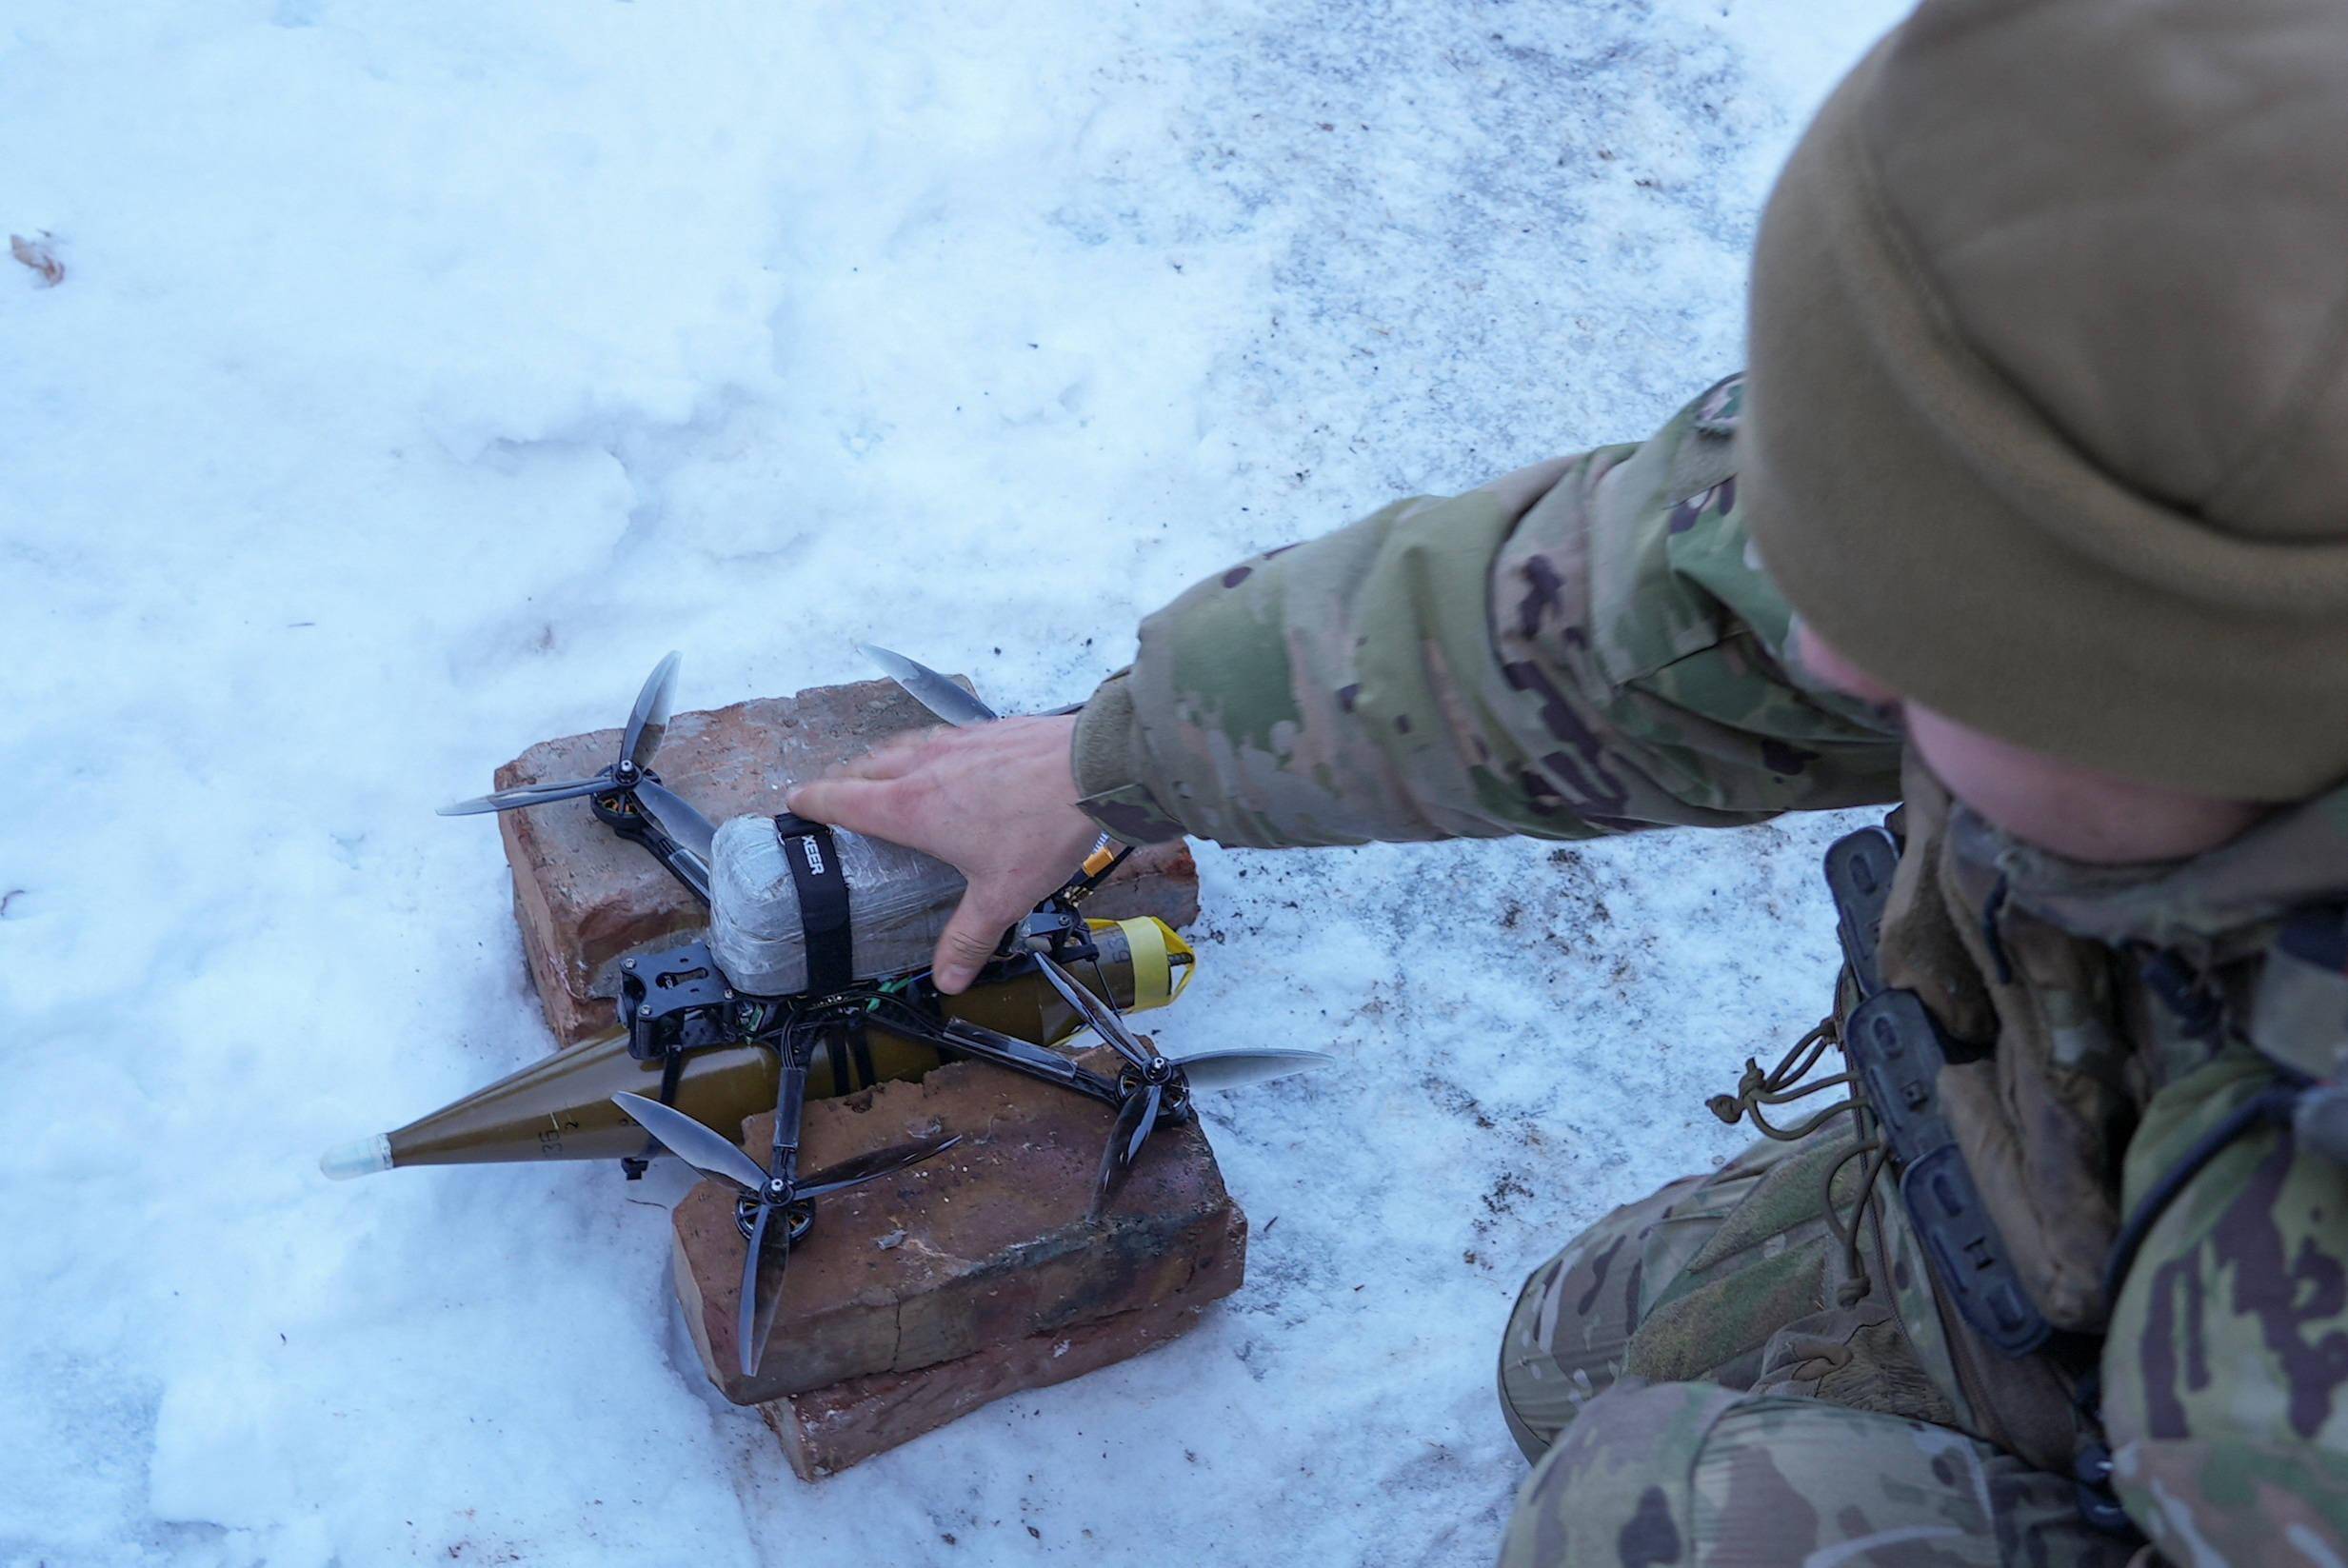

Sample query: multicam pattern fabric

[2103,1051,2348,1567]
[1078,373,1904,850]
[1497,1131,1954,1459]
[1084,374,2348,1563]
[1500,1379,2137,1568]
[1496,1128,2131,1565]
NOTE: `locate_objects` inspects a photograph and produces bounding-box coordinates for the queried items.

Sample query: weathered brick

[671,1047,1244,1405]
[760,1206,1246,1479]
[492,673,1238,1471]
[486,675,1200,1044]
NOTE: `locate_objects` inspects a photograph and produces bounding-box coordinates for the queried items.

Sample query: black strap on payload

[773,812,853,996]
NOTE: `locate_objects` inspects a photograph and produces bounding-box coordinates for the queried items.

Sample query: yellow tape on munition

[1091,916,1194,1012]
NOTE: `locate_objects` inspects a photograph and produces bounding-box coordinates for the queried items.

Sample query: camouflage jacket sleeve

[1071,373,1904,849]
[2101,1049,2348,1560]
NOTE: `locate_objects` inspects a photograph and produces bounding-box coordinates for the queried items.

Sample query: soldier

[788,0,2348,1559]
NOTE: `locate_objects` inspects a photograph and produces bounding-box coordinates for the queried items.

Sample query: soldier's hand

[786,715,1102,994]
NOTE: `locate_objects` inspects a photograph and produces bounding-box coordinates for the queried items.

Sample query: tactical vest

[1823,757,2348,1481]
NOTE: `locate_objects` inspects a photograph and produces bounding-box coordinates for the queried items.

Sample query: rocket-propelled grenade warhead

[319,917,1193,1180]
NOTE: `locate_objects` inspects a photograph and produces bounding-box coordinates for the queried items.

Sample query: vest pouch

[1841,945,2055,1359]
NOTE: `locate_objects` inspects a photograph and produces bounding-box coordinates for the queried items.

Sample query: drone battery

[707,811,966,996]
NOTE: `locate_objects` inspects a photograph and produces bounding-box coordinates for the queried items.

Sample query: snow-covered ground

[2,3,1906,1562]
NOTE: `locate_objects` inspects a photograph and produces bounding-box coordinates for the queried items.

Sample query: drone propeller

[740,1196,792,1383]
[437,653,689,819]
[796,1135,968,1201]
[858,642,998,728]
[1091,1080,1161,1221]
[629,776,715,861]
[611,1082,962,1377]
[437,653,718,900]
[436,774,611,816]
[608,1092,768,1192]
[1152,1045,1336,1090]
[1033,955,1334,1217]
[622,650,681,773]
[1035,954,1154,1070]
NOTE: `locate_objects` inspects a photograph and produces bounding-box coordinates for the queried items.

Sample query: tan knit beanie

[1743,0,2348,803]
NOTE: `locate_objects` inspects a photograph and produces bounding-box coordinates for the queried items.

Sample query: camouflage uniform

[1074,376,2348,1564]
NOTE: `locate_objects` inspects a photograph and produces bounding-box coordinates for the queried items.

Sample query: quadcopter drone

[439,651,1331,1376]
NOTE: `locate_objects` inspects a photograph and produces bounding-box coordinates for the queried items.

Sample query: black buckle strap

[773,812,853,996]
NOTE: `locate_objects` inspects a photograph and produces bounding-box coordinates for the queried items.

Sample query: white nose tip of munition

[319,1133,393,1181]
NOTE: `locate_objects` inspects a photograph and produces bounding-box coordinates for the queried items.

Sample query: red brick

[761,1206,1246,1479]
[486,675,1199,1045]
[670,1047,1244,1405]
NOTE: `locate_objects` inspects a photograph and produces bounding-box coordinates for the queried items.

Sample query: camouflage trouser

[1495,1132,2139,1566]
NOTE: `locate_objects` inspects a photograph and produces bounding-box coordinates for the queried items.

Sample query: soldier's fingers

[785,776,912,843]
[830,730,941,784]
[931,886,1022,995]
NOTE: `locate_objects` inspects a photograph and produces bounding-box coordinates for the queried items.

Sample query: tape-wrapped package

[707,813,965,996]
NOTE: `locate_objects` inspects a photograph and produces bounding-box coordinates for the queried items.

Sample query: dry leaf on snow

[10,232,64,287]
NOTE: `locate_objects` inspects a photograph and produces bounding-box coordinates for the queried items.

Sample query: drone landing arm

[770,1026,818,1188]
[870,1003,1126,1110]
[600,794,713,905]
[646,833,712,904]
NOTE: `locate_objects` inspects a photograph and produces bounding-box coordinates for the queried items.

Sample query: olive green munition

[320,916,1191,1179]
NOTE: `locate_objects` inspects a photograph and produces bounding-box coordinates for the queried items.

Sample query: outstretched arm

[1071,372,1902,849]
[792,374,1904,988]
